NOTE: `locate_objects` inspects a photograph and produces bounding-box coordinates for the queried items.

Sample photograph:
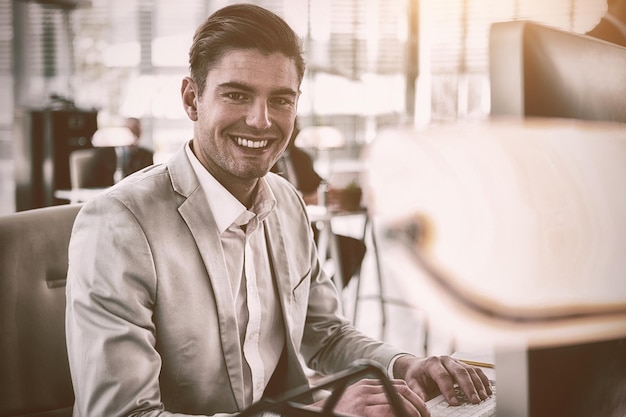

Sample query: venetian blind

[421,0,608,121]
[13,1,75,107]
[0,0,12,156]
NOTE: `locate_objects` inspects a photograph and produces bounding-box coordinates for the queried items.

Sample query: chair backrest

[0,204,82,417]
[69,148,98,190]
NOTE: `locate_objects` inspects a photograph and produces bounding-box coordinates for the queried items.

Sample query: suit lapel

[169,148,309,405]
[264,212,294,335]
[170,148,247,410]
[264,211,310,386]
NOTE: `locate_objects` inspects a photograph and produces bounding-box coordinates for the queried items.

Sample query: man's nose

[246,100,271,129]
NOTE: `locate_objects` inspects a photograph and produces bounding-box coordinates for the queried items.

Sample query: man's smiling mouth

[235,136,269,149]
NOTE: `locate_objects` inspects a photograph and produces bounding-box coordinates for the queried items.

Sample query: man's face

[185,49,300,189]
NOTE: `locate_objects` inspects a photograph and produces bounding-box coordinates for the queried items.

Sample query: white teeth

[236,137,268,149]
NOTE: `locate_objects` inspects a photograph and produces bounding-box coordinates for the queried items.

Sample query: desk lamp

[90,126,136,183]
[362,117,626,417]
[90,126,135,147]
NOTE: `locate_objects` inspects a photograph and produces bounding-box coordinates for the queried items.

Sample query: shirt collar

[184,141,276,233]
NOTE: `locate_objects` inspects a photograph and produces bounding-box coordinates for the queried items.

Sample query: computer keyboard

[426,382,496,417]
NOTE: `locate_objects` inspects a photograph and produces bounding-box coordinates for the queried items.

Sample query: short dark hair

[188,3,306,96]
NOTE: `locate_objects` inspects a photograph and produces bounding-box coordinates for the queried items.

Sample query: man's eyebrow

[217,81,298,97]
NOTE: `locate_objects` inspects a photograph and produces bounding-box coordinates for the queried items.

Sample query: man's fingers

[394,382,430,417]
[339,378,429,417]
[421,357,459,405]
[442,357,492,404]
[467,366,492,400]
[394,354,494,410]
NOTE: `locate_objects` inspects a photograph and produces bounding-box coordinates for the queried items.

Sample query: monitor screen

[496,336,626,417]
[489,20,626,123]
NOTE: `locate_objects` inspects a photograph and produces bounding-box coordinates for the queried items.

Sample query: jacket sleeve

[299,242,404,377]
[65,196,222,417]
[270,178,404,377]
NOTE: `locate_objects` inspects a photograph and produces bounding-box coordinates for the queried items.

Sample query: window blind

[421,0,608,121]
[0,0,12,157]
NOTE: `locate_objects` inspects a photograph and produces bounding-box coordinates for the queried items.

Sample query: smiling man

[65,4,490,417]
[181,48,300,206]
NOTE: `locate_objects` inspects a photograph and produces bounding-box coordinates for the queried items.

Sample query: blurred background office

[2,4,625,415]
[0,0,614,215]
[83,116,153,187]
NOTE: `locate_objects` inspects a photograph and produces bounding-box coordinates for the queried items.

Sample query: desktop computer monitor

[489,20,626,123]
[364,118,626,417]
[497,336,626,417]
[486,21,626,415]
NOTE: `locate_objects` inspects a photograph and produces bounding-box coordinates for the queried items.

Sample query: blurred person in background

[272,121,366,288]
[84,117,154,187]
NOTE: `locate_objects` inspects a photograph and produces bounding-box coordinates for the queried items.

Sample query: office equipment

[237,360,410,417]
[497,336,626,417]
[425,352,496,417]
[427,383,496,417]
[241,358,496,417]
[14,108,97,211]
[0,204,82,417]
[363,118,626,417]
[489,20,626,123]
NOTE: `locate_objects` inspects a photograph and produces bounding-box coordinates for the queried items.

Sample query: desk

[306,205,388,339]
[306,205,357,292]
[54,188,108,204]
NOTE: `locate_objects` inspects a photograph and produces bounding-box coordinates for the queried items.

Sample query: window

[420,0,607,123]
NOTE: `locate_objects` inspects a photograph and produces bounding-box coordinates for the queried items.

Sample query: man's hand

[393,355,493,406]
[315,378,430,417]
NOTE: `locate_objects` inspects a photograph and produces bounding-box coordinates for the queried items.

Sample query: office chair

[0,204,82,417]
[69,148,98,190]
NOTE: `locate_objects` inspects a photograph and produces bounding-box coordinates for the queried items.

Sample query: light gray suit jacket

[65,145,402,417]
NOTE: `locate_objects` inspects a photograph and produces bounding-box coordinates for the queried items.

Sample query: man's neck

[233,181,259,210]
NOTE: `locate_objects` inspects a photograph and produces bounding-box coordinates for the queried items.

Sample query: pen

[458,359,495,369]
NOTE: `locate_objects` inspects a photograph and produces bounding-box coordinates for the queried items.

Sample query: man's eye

[271,97,293,106]
[225,92,247,101]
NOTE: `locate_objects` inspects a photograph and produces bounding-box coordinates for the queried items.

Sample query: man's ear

[181,77,198,121]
